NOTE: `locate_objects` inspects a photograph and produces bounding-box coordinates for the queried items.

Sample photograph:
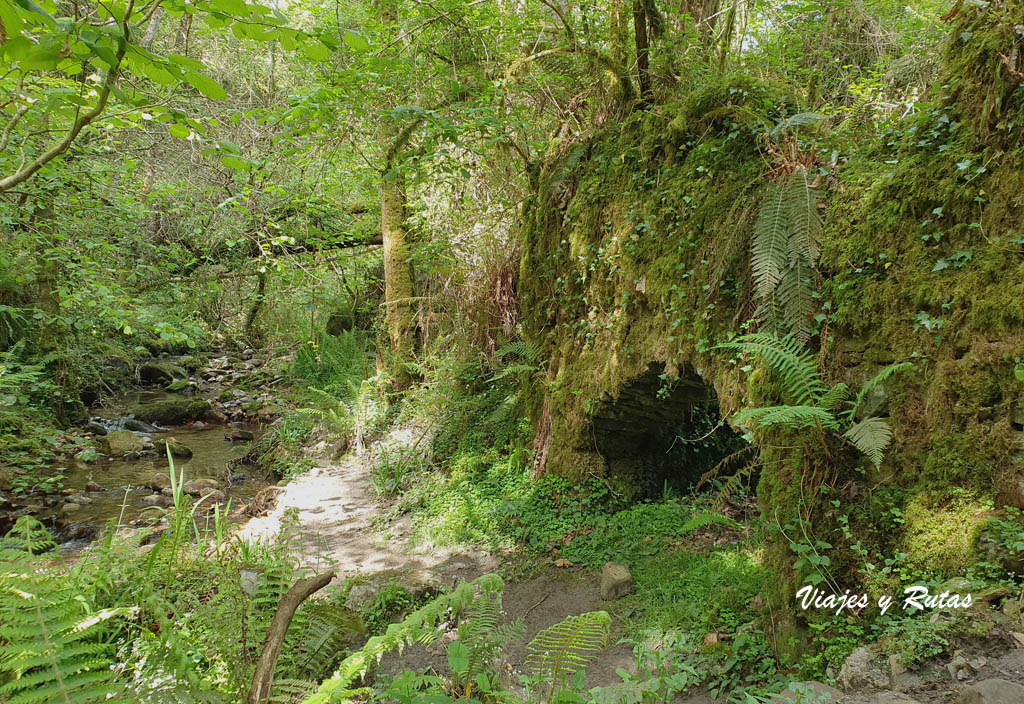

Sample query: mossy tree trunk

[380,161,418,389]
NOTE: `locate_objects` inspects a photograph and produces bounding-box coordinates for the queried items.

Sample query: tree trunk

[381,166,418,388]
[633,0,651,100]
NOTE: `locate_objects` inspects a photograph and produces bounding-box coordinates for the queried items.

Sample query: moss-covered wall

[519,2,1024,645]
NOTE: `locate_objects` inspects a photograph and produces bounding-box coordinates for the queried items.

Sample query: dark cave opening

[588,362,750,497]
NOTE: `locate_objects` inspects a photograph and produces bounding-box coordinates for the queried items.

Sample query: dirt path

[236,425,491,582]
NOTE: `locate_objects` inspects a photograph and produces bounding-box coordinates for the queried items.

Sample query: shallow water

[42,424,271,546]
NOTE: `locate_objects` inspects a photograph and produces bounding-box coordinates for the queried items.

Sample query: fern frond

[716,333,824,405]
[525,611,610,688]
[751,180,791,298]
[817,383,850,412]
[770,112,825,141]
[713,464,760,512]
[0,517,133,704]
[694,445,758,493]
[301,575,503,704]
[777,257,814,345]
[844,362,916,421]
[843,417,893,468]
[785,166,822,266]
[733,404,839,431]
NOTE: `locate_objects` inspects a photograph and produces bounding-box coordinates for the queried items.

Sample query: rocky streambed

[1,349,292,550]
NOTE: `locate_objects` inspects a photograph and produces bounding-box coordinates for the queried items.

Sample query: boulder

[165,379,190,393]
[345,565,442,612]
[838,646,889,691]
[147,474,172,492]
[226,429,255,442]
[133,399,211,426]
[182,478,221,496]
[102,430,144,455]
[84,421,108,436]
[600,561,634,600]
[137,361,186,386]
[959,679,1024,704]
[157,438,193,459]
[124,418,158,433]
[60,503,81,514]
[141,494,172,508]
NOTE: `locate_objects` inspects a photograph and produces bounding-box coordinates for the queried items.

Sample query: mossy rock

[133,398,211,426]
[901,490,994,575]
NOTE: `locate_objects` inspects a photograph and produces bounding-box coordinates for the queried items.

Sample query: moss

[134,398,211,426]
[902,490,994,575]
[921,430,1004,484]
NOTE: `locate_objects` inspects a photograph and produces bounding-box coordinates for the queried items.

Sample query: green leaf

[220,155,250,171]
[168,124,191,139]
[184,70,227,100]
[1015,366,1024,382]
[447,641,469,675]
[343,30,370,52]
[303,40,331,61]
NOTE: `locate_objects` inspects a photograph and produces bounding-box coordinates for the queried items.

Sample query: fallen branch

[246,570,336,704]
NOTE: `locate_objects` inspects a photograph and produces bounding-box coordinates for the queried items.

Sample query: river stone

[84,481,105,492]
[166,379,190,392]
[158,438,193,459]
[195,490,227,510]
[60,502,81,514]
[600,561,634,600]
[138,361,186,386]
[124,418,158,433]
[147,474,172,491]
[226,429,255,442]
[84,421,108,436]
[141,494,171,508]
[182,478,221,496]
[959,679,1024,704]
[870,693,923,704]
[102,430,144,455]
[134,398,211,426]
[838,646,889,691]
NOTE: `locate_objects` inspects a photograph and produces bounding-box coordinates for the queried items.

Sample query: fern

[525,611,611,699]
[733,404,840,430]
[749,166,823,342]
[769,112,825,141]
[449,591,525,692]
[844,362,917,422]
[843,417,893,468]
[716,333,823,405]
[0,517,134,704]
[301,574,504,704]
[280,603,365,681]
[750,179,791,298]
[718,334,914,468]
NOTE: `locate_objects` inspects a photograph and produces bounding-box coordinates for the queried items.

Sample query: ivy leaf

[931,259,949,272]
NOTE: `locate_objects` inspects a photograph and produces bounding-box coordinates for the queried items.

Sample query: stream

[5,351,286,552]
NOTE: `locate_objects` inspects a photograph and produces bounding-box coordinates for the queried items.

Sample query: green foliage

[524,611,611,701]
[0,517,134,704]
[751,166,822,344]
[447,590,524,694]
[719,333,915,467]
[302,574,504,704]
